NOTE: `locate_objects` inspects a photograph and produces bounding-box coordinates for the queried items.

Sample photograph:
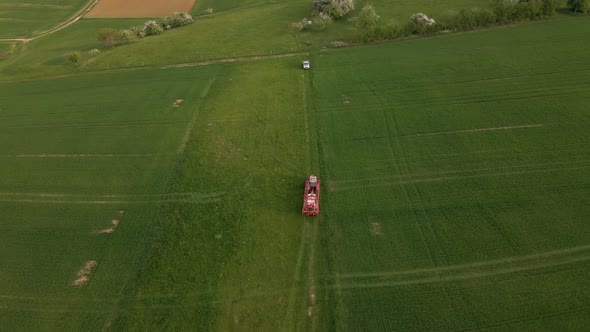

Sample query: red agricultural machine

[302,175,320,216]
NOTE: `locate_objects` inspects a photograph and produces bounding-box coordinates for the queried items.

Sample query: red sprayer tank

[302,175,320,216]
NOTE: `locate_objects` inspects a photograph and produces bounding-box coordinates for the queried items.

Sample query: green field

[0,0,589,330]
[0,0,90,38]
[311,17,590,330]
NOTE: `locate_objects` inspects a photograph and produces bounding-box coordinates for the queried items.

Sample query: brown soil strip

[96,219,119,234]
[72,260,97,286]
[85,0,196,18]
[95,209,125,234]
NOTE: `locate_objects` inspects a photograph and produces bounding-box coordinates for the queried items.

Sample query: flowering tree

[312,0,355,18]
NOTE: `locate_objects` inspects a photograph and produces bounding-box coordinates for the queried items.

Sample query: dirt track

[85,0,196,18]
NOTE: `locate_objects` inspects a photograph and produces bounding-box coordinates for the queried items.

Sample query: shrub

[568,0,590,13]
[170,12,194,27]
[144,20,164,36]
[411,13,436,25]
[68,51,80,66]
[117,29,136,44]
[381,21,403,40]
[352,5,381,42]
[311,12,333,30]
[473,8,497,27]
[130,25,146,38]
[291,20,305,32]
[313,0,355,18]
[541,0,561,15]
[162,12,193,28]
[494,0,518,23]
[97,28,118,47]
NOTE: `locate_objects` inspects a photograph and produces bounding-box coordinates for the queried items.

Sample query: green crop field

[1,0,589,330]
[311,18,590,330]
[0,0,90,38]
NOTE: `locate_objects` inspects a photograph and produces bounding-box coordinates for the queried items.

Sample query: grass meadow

[0,0,90,38]
[0,0,589,330]
[0,0,494,80]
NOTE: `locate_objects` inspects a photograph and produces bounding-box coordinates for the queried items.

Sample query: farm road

[0,0,99,42]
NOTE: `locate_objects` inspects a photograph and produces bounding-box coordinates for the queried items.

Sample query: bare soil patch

[173,99,184,107]
[95,210,125,234]
[85,0,196,18]
[72,260,97,286]
[370,222,383,235]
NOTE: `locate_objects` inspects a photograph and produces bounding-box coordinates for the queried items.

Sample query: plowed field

[85,0,195,18]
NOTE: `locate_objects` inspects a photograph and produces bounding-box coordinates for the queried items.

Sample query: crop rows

[312,18,590,330]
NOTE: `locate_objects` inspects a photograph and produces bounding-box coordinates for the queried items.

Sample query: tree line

[352,0,590,43]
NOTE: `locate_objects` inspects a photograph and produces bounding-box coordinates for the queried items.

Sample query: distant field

[85,0,196,18]
[0,0,496,79]
[310,18,590,330]
[0,0,90,38]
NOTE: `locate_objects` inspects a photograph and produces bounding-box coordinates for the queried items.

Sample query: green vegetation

[0,0,90,38]
[568,0,590,12]
[312,17,590,329]
[1,0,590,330]
[353,0,564,43]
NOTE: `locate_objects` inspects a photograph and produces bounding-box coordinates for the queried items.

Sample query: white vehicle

[302,60,310,70]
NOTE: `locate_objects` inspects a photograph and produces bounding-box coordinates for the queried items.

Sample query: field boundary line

[330,159,590,187]
[3,52,310,84]
[337,244,590,279]
[0,191,225,198]
[161,52,309,69]
[413,124,546,137]
[330,165,590,192]
[336,255,590,289]
[0,198,220,204]
[3,154,154,158]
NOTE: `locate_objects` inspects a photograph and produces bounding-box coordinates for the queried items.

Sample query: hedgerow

[352,0,562,44]
[96,12,194,47]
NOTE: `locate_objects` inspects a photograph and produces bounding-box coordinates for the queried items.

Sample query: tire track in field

[177,79,214,155]
[0,197,221,204]
[284,71,321,331]
[0,191,225,198]
[330,159,590,186]
[2,154,155,158]
[334,244,590,289]
[411,124,546,137]
[0,191,226,204]
[359,141,590,169]
[329,164,590,192]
